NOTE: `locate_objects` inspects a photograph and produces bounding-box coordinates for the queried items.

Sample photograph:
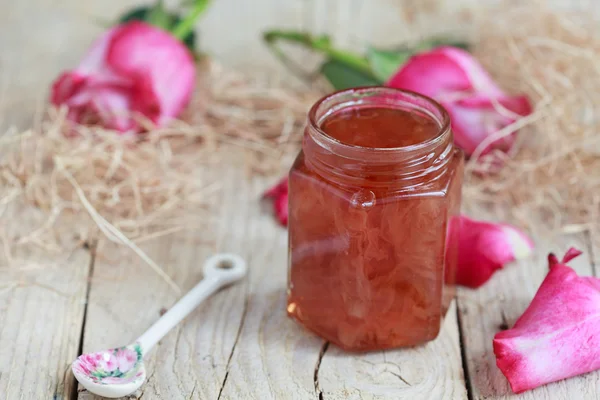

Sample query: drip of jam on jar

[287,100,463,352]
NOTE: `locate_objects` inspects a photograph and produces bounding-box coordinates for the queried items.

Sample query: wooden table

[0,0,598,397]
[0,151,597,400]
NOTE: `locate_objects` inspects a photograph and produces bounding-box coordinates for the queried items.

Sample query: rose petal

[435,46,505,97]
[494,248,600,393]
[89,87,135,132]
[54,27,129,95]
[387,47,473,98]
[450,216,534,288]
[106,21,196,126]
[442,94,532,155]
[51,72,88,105]
[264,177,289,226]
[548,247,583,266]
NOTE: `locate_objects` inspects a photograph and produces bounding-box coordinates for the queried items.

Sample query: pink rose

[387,46,532,156]
[51,21,195,133]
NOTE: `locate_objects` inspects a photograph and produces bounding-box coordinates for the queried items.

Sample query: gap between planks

[70,240,97,400]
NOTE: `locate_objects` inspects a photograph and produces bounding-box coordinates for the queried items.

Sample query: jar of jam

[287,87,463,351]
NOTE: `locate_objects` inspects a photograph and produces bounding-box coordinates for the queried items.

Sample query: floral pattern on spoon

[73,343,145,385]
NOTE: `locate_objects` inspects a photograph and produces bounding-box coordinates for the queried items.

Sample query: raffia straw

[0,61,317,289]
[56,158,181,294]
[457,1,600,251]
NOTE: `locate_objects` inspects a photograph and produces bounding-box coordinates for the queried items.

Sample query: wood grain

[77,163,244,400]
[1,2,600,400]
[216,176,324,400]
[457,230,600,400]
[0,207,91,400]
[318,302,468,400]
[77,157,323,400]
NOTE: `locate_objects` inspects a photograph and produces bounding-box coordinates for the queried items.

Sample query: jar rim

[307,86,451,155]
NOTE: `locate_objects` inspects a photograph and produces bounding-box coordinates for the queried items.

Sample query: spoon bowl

[72,343,146,398]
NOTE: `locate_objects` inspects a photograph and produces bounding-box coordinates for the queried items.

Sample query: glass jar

[286,87,463,351]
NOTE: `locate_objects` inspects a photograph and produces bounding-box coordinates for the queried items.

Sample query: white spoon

[71,253,247,398]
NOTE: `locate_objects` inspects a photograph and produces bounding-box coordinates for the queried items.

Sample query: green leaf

[118,6,149,24]
[321,59,382,91]
[117,6,197,53]
[367,48,412,82]
[146,1,171,30]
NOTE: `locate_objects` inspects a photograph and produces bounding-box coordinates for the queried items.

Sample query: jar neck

[303,87,454,189]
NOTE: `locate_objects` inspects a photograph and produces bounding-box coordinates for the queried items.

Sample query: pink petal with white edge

[386,46,533,158]
[106,21,196,126]
[494,248,600,393]
[451,216,534,288]
[70,26,130,88]
[263,177,289,226]
[89,87,135,132]
[448,94,533,155]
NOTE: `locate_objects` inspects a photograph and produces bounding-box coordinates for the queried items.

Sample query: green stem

[172,0,211,40]
[263,30,375,78]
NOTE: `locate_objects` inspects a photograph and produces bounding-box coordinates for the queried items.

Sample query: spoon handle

[136,253,247,353]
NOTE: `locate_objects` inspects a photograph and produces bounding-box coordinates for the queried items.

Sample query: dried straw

[464,2,600,249]
[0,62,316,290]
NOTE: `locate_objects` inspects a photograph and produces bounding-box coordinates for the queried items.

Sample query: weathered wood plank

[216,176,323,400]
[0,207,91,400]
[317,302,468,400]
[458,231,600,400]
[77,162,247,399]
[77,156,323,400]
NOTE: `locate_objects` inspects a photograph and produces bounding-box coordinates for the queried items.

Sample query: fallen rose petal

[494,248,600,393]
[449,216,534,288]
[263,177,288,226]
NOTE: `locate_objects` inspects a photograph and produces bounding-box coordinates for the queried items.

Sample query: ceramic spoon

[71,253,247,398]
